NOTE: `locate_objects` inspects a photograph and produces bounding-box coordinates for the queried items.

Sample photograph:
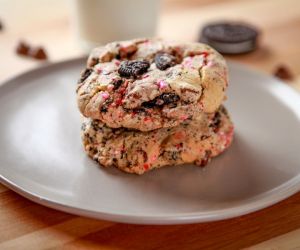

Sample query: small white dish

[0,58,300,225]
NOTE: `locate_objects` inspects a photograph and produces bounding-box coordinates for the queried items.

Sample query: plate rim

[1,56,300,225]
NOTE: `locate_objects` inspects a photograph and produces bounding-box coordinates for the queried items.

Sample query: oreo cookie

[200,22,259,54]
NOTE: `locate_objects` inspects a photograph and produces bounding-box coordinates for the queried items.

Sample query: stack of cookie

[77,39,234,174]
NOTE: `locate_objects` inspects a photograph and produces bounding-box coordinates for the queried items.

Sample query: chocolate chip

[142,99,156,108]
[118,60,150,78]
[142,93,180,108]
[81,123,87,131]
[155,53,176,70]
[273,65,294,81]
[210,111,221,133]
[112,79,123,90]
[30,47,48,60]
[197,150,212,167]
[171,151,178,161]
[200,135,210,140]
[160,93,180,104]
[78,68,93,84]
[100,99,112,113]
[0,20,3,31]
[16,41,30,56]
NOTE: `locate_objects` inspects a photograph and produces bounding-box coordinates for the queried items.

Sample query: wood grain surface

[0,0,300,249]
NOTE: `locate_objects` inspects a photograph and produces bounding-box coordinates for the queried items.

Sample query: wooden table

[1,0,300,249]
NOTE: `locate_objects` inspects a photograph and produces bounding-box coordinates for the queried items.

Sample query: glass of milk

[71,0,160,50]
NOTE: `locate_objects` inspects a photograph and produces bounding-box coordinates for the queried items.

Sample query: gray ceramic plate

[1,58,300,225]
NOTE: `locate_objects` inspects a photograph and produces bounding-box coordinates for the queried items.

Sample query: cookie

[200,22,259,54]
[81,106,234,175]
[77,38,228,131]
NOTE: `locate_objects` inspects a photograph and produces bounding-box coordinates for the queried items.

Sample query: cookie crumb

[273,65,294,81]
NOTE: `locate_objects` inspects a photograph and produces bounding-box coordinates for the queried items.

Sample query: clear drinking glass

[71,0,160,50]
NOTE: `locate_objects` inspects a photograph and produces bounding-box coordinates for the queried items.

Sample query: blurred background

[0,0,299,88]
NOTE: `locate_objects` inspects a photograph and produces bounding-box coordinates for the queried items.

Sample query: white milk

[71,0,160,50]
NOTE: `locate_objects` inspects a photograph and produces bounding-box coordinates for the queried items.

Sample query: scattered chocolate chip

[16,41,30,56]
[118,60,150,78]
[273,65,294,81]
[30,47,48,60]
[0,20,3,31]
[16,41,49,61]
[200,22,259,54]
[78,68,93,84]
[155,53,176,70]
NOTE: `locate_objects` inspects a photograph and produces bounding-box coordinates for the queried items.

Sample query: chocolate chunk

[197,150,212,167]
[118,60,150,78]
[155,53,176,70]
[273,65,294,81]
[142,99,157,108]
[100,99,112,113]
[16,41,30,56]
[0,20,3,31]
[142,93,180,108]
[200,22,259,54]
[30,47,48,60]
[112,79,123,90]
[160,93,180,104]
[210,111,221,133]
[78,68,93,84]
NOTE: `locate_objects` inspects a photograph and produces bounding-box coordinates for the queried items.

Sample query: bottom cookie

[81,106,234,174]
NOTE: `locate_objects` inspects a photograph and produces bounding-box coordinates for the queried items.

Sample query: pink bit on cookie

[143,163,150,170]
[107,84,114,91]
[101,92,110,100]
[157,80,167,90]
[202,51,209,58]
[183,57,193,67]
[206,61,214,67]
[175,143,183,149]
[180,115,188,121]
[174,131,186,140]
[218,126,234,149]
[144,117,152,122]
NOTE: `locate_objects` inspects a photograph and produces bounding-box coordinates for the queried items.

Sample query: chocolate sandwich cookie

[81,106,234,175]
[77,38,228,131]
[200,22,259,54]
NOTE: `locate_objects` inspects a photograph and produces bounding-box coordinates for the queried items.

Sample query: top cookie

[77,38,228,131]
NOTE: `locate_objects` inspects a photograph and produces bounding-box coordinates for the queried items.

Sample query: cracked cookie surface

[77,38,228,131]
